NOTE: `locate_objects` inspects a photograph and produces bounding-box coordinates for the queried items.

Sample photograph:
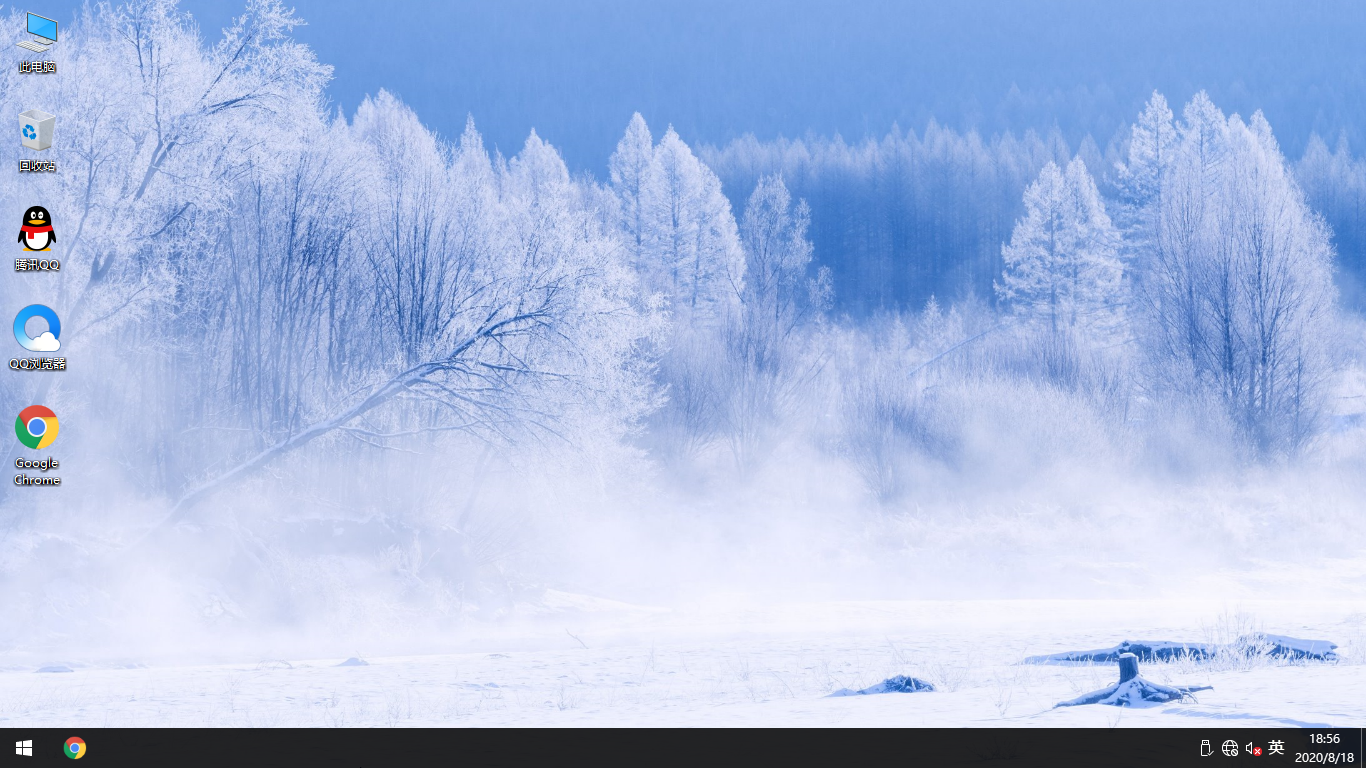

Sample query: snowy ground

[2,596,1363,727]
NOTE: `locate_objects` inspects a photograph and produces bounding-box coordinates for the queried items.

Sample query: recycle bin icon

[20,109,55,151]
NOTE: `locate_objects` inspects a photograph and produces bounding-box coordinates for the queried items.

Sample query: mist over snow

[1,0,1365,728]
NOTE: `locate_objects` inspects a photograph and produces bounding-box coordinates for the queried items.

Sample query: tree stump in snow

[1056,651,1212,708]
[1117,653,1139,683]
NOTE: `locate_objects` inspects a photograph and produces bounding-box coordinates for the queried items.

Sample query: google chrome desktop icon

[16,405,59,449]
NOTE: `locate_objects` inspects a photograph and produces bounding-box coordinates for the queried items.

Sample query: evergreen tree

[739,174,822,354]
[996,158,1122,333]
[1113,91,1178,265]
[651,127,744,326]
[608,113,659,268]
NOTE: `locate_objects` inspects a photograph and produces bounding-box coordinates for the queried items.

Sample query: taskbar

[0,726,1361,766]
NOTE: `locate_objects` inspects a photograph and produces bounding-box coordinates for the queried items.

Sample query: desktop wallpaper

[1,0,1364,727]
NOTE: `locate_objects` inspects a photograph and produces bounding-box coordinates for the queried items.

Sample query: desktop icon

[18,206,56,251]
[16,406,59,449]
[63,737,85,760]
[16,12,57,53]
[13,304,61,352]
[20,109,55,151]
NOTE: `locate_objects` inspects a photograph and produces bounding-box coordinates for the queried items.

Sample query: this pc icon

[16,12,57,53]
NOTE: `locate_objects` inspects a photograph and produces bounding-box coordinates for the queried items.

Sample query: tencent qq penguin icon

[13,304,61,352]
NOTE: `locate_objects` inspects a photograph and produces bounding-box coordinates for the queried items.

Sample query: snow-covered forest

[2,2,1365,719]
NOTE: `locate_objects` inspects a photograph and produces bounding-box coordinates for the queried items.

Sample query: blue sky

[29,0,1366,170]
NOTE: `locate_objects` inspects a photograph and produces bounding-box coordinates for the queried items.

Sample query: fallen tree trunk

[1024,634,1338,664]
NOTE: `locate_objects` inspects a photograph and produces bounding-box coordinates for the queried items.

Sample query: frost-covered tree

[212,115,366,440]
[608,113,659,267]
[719,175,828,469]
[153,119,656,531]
[352,91,466,368]
[1114,91,1179,266]
[738,174,827,360]
[996,158,1122,333]
[651,127,745,326]
[608,118,749,461]
[1134,93,1338,454]
[608,119,743,328]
